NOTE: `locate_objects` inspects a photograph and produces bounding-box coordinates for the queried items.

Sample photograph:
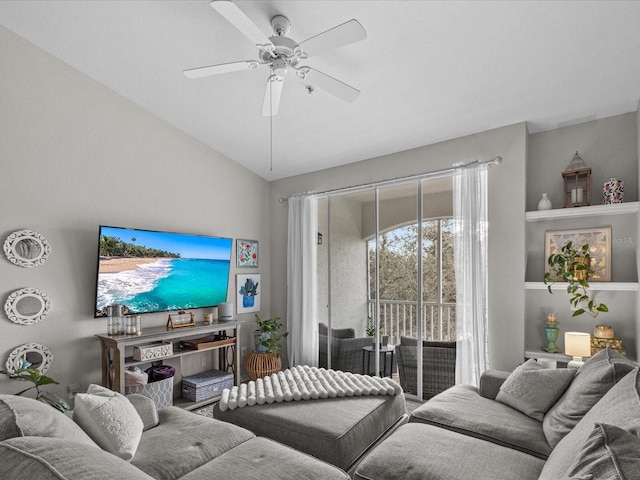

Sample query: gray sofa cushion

[0,436,154,479]
[132,406,255,480]
[128,393,160,431]
[410,384,552,458]
[543,348,636,448]
[496,359,575,421]
[214,394,406,471]
[0,394,97,447]
[354,423,545,480]
[181,436,350,480]
[559,423,640,480]
[539,368,640,479]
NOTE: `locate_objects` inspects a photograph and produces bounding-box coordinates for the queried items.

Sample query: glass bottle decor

[537,193,552,211]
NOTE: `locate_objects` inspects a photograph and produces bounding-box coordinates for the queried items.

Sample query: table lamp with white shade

[565,332,591,368]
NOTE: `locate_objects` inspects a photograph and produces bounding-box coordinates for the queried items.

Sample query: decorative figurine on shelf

[166,311,196,330]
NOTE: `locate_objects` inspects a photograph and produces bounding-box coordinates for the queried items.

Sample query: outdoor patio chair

[318,323,387,374]
[396,336,456,399]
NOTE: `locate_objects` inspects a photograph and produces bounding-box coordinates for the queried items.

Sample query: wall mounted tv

[94,226,232,317]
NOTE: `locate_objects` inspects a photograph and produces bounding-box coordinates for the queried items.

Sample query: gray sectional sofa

[2,349,639,480]
[0,389,350,479]
[354,348,640,479]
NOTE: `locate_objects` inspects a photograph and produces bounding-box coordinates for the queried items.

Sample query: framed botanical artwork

[237,273,261,314]
[544,227,611,282]
[237,239,258,268]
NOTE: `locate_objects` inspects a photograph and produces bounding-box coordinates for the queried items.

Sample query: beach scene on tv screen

[96,226,232,316]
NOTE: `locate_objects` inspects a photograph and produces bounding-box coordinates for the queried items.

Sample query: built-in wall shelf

[525,282,639,291]
[525,349,572,363]
[525,201,639,222]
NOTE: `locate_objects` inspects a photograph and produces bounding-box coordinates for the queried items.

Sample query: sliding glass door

[318,176,454,401]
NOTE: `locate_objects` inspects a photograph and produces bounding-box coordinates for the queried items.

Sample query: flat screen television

[94,226,232,317]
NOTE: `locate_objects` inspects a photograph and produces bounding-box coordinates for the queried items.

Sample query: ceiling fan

[184,0,367,116]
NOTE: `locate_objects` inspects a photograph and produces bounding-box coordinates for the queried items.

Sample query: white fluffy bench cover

[218,365,402,411]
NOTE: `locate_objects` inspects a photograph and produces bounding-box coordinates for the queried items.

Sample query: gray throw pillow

[539,368,640,480]
[560,423,640,480]
[542,349,637,448]
[0,394,97,447]
[73,384,143,461]
[495,359,575,421]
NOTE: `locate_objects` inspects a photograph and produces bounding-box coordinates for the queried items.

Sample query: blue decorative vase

[254,331,270,352]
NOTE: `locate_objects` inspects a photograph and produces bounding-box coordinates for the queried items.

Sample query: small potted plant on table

[246,314,289,380]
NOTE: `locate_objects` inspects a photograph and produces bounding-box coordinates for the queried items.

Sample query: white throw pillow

[73,384,143,461]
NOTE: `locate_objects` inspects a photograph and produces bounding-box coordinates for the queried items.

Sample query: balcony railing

[367,300,456,345]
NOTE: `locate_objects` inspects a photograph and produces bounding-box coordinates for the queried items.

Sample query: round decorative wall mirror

[5,343,54,373]
[4,288,52,325]
[3,229,51,268]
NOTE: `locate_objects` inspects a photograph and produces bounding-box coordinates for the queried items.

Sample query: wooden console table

[96,320,241,409]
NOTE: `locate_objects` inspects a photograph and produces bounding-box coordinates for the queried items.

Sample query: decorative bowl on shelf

[593,324,614,339]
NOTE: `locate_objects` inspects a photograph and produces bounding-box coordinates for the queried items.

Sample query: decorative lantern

[562,151,591,208]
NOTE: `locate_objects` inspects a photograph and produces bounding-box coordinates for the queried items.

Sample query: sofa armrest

[478,370,510,399]
[127,394,159,431]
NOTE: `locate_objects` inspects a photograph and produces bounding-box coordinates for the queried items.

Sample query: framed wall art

[544,227,611,282]
[237,273,260,314]
[237,239,258,268]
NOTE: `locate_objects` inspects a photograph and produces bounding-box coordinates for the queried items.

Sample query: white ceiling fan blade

[184,60,266,79]
[262,74,284,116]
[210,0,274,49]
[299,19,366,57]
[299,68,360,102]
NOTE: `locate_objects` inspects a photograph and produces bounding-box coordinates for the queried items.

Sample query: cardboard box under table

[213,393,407,474]
[182,369,234,402]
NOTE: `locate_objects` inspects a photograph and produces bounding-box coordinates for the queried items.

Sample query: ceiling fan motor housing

[271,15,291,36]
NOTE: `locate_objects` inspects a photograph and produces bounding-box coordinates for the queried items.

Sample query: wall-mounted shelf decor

[3,229,51,267]
[4,287,52,325]
[5,343,54,373]
[525,202,639,221]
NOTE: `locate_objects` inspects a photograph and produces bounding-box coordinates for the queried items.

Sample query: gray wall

[0,26,270,397]
[271,123,528,372]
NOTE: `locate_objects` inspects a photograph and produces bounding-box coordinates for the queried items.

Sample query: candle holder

[562,152,591,208]
[543,321,561,353]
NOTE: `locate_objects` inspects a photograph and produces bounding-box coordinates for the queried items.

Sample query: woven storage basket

[125,376,173,409]
[181,369,234,402]
[133,341,173,361]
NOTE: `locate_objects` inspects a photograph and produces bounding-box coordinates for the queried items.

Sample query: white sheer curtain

[286,194,318,367]
[454,161,490,387]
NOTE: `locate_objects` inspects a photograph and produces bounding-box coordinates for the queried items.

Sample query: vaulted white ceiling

[1,1,639,181]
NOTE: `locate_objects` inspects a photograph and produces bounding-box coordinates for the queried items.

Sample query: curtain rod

[278,156,502,203]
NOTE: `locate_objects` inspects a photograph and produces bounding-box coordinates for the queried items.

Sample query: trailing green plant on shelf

[543,241,608,318]
[0,366,70,412]
[255,314,289,355]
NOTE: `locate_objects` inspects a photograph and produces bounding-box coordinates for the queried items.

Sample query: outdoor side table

[362,345,395,377]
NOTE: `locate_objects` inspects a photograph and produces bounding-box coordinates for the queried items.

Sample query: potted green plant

[543,241,608,318]
[0,367,70,412]
[254,314,288,354]
[365,316,388,347]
